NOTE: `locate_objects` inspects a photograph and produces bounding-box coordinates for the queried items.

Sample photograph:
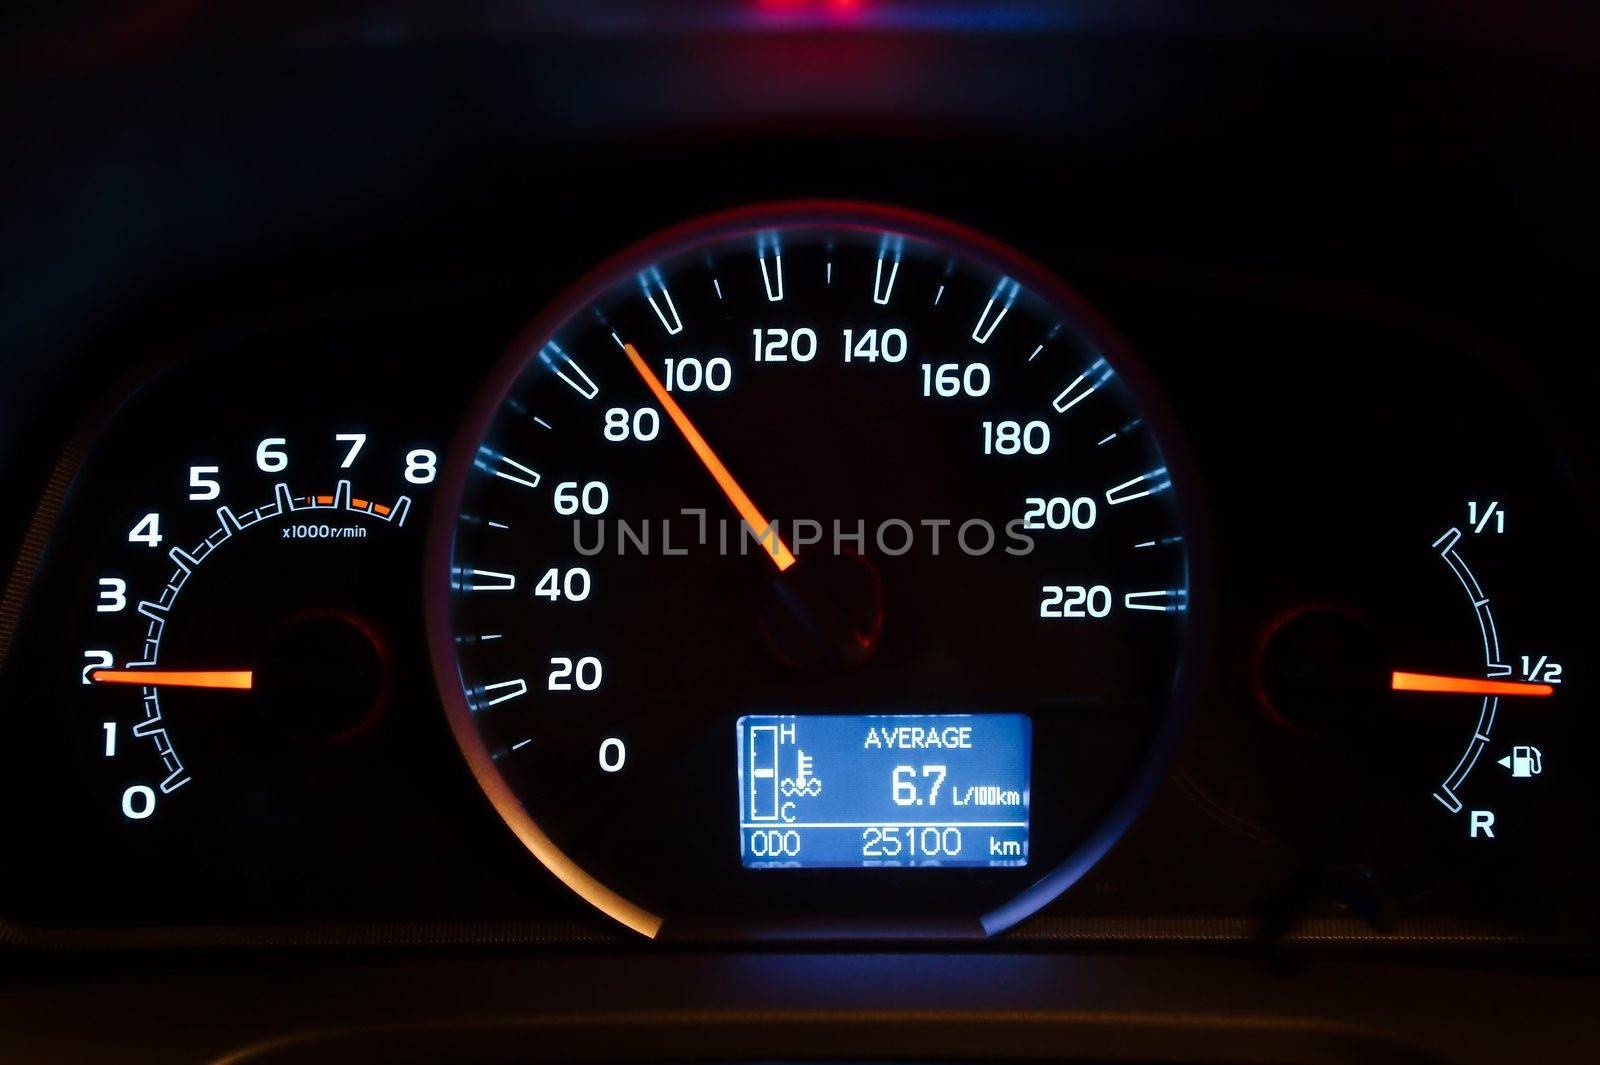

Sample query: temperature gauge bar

[737,714,1031,868]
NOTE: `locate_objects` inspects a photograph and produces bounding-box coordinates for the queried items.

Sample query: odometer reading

[738,714,1031,868]
[429,202,1197,938]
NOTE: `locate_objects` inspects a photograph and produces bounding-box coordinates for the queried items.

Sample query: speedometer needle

[90,669,254,690]
[1391,671,1553,698]
[623,341,797,571]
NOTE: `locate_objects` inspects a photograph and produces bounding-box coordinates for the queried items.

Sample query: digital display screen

[737,714,1031,868]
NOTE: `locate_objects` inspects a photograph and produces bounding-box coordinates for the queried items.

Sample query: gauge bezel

[424,200,1212,940]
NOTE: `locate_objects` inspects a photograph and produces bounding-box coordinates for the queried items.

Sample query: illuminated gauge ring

[426,201,1210,940]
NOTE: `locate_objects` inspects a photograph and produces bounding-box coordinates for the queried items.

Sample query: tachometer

[64,429,434,829]
[428,202,1203,938]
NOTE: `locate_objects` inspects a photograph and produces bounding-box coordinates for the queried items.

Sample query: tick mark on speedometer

[1106,468,1172,505]
[476,447,541,490]
[474,679,528,708]
[640,267,685,335]
[1051,358,1113,415]
[540,341,601,400]
[757,232,784,301]
[456,568,516,592]
[971,277,1019,344]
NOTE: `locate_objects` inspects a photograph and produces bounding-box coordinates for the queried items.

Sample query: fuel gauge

[1395,516,1561,836]
[1255,491,1579,845]
[1162,292,1599,940]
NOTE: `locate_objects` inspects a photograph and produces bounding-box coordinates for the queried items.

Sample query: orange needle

[1391,671,1553,698]
[623,342,796,571]
[90,669,254,690]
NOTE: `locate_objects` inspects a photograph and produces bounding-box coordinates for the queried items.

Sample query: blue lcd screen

[737,714,1031,868]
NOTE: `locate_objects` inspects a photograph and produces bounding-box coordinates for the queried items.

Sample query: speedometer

[427,202,1203,939]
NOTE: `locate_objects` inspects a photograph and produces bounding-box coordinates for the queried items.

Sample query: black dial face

[428,203,1199,938]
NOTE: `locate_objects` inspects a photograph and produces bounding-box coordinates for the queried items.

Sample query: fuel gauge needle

[1391,671,1553,698]
[90,669,254,690]
[623,341,797,571]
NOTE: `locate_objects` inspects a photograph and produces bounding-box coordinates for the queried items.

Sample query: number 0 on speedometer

[427,202,1202,939]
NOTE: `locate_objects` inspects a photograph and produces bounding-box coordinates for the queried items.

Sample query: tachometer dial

[0,307,489,928]
[73,444,432,828]
[428,203,1203,939]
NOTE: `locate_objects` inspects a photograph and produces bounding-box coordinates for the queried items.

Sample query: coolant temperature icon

[781,749,824,798]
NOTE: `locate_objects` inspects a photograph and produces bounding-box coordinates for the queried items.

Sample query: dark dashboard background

[3,3,1599,1062]
[6,2,1597,486]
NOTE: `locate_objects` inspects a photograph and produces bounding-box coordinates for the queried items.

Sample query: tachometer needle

[623,341,796,571]
[1391,671,1553,698]
[90,669,254,690]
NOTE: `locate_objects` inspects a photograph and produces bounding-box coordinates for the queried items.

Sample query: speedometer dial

[427,203,1202,939]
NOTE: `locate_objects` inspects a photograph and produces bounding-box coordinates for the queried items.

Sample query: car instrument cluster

[1,201,1594,947]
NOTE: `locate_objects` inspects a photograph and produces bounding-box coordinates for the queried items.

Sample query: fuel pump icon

[1497,746,1543,779]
